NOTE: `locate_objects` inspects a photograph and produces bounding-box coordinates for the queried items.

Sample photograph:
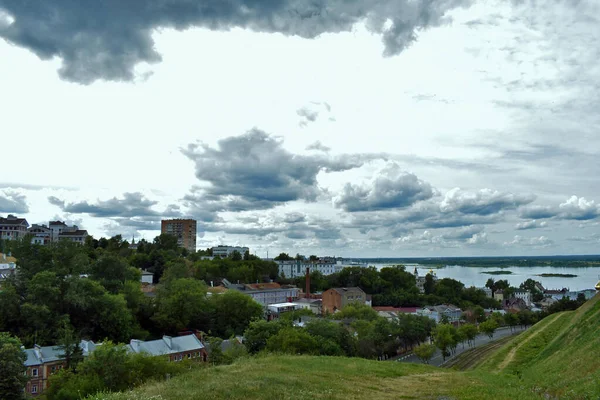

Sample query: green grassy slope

[92,355,536,400]
[478,293,600,398]
[92,295,600,400]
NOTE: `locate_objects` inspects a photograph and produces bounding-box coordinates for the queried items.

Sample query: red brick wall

[322,289,342,314]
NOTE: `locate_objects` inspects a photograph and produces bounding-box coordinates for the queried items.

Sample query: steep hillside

[478,293,600,398]
[92,295,600,400]
[92,355,533,400]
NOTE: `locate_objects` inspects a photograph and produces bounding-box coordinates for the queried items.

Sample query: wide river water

[371,264,600,291]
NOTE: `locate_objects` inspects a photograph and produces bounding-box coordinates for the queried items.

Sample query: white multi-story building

[513,289,532,307]
[28,224,53,245]
[212,246,249,258]
[277,259,345,278]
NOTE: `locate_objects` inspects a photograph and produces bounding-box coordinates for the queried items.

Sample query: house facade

[212,245,249,258]
[23,340,97,397]
[23,334,205,397]
[0,214,29,240]
[416,305,462,324]
[28,224,53,245]
[321,287,367,314]
[513,289,532,306]
[225,281,300,306]
[277,258,345,278]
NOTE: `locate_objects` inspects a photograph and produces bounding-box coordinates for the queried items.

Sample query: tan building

[161,219,197,252]
[0,214,29,240]
[322,287,367,314]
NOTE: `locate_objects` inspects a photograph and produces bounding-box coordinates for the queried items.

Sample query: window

[32,385,38,394]
[32,368,38,377]
[179,355,183,361]
[187,354,191,359]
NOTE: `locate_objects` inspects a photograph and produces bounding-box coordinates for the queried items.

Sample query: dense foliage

[0,236,272,347]
[0,332,28,400]
[286,266,501,309]
[244,303,436,360]
[45,341,189,400]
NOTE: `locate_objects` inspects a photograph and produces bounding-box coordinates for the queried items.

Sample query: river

[366,263,600,291]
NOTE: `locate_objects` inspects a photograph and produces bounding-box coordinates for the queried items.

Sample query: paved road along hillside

[396,326,528,368]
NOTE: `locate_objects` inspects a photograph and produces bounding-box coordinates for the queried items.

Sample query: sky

[1,0,599,257]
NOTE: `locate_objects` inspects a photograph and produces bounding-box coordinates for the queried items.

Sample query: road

[395,326,528,367]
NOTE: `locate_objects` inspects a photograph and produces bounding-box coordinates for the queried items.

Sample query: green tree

[433,324,456,361]
[266,327,318,355]
[458,324,478,348]
[274,253,292,261]
[413,343,436,364]
[305,319,357,356]
[56,319,83,370]
[423,273,436,295]
[153,278,211,333]
[0,332,28,400]
[210,290,264,338]
[230,250,242,261]
[479,319,499,339]
[332,303,379,321]
[504,312,519,332]
[244,320,289,354]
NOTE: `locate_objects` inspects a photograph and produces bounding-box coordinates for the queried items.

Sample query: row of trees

[243,303,436,360]
[285,266,501,310]
[0,237,270,347]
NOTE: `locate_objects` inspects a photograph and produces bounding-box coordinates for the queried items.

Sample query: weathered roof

[49,221,68,226]
[24,340,97,366]
[0,216,28,226]
[245,282,281,290]
[128,334,204,357]
[373,306,418,313]
[330,287,365,295]
[58,230,88,236]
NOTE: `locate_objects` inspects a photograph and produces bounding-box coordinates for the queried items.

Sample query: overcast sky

[1,0,599,257]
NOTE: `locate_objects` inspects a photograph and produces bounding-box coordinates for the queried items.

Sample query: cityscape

[2,0,600,399]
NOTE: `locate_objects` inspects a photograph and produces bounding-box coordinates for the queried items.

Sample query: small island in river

[536,273,578,278]
[481,270,514,275]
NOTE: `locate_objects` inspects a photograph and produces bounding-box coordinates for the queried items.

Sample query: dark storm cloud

[182,128,382,213]
[0,0,471,84]
[344,186,533,236]
[48,192,181,219]
[440,188,535,216]
[334,163,435,212]
[0,191,28,213]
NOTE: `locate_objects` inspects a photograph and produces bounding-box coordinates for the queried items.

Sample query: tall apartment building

[161,219,197,252]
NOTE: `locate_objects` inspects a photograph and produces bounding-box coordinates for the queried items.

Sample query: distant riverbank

[481,270,514,275]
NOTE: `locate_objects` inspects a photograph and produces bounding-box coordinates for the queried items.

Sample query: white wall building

[277,259,345,278]
[212,246,249,258]
[513,289,532,307]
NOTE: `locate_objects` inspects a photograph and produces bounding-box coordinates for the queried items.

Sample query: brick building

[321,287,367,314]
[161,219,197,252]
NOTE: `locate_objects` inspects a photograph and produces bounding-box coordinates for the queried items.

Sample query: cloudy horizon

[1,0,599,257]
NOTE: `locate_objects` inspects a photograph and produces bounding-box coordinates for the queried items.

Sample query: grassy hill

[92,294,600,400]
[476,293,600,398]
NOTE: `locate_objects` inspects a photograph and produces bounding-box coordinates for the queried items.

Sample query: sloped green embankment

[477,293,600,398]
[92,295,600,400]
